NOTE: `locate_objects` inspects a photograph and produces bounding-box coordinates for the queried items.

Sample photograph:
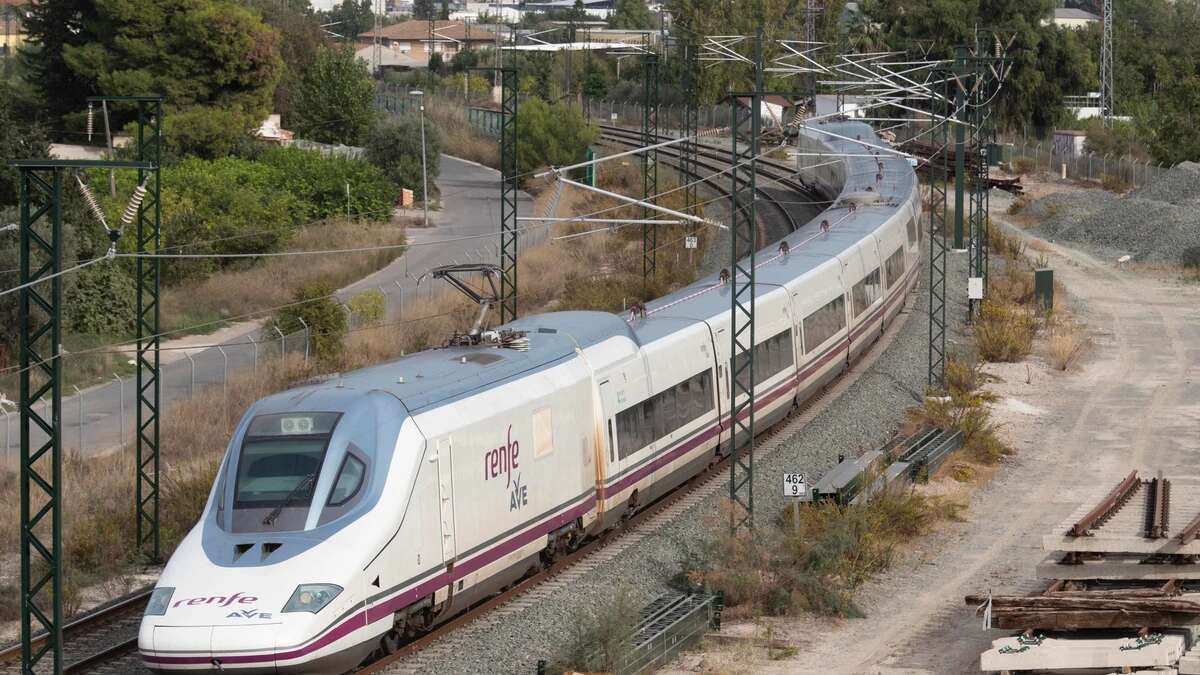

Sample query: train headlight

[282,584,342,614]
[145,587,175,616]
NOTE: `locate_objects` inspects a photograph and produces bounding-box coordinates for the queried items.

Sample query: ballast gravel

[385,245,971,674]
[1030,161,1200,264]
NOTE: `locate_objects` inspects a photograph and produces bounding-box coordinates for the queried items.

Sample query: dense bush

[274,282,347,363]
[96,147,397,284]
[363,115,441,201]
[160,107,260,161]
[64,264,137,335]
[260,146,398,221]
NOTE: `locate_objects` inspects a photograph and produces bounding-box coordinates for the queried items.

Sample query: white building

[1046,7,1100,30]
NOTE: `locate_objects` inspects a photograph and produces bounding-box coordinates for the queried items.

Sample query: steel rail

[0,587,152,671]
[1068,470,1140,537]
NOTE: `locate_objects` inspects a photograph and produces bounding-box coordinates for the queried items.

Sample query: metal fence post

[396,280,404,318]
[297,317,310,364]
[72,385,82,454]
[274,326,285,363]
[2,408,10,461]
[185,352,195,396]
[114,373,125,446]
[217,346,228,402]
[248,335,258,376]
[1103,153,1110,181]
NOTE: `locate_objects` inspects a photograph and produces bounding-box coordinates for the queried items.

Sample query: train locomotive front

[140,386,415,673]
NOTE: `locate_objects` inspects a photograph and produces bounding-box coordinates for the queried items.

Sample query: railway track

[596,123,831,237]
[11,127,832,675]
[0,587,150,674]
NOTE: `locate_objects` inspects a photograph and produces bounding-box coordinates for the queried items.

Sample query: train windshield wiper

[262,471,319,526]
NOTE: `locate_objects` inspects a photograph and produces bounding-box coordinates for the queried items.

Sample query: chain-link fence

[997,137,1169,190]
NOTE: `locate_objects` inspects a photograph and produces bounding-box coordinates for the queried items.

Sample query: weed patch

[975,301,1036,362]
[686,489,962,620]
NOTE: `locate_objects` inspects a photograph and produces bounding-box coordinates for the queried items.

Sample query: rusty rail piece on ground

[1068,470,1140,537]
[1177,507,1200,545]
[1146,474,1171,539]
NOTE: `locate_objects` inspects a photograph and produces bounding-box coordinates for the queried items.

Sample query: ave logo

[226,608,273,620]
[509,472,528,512]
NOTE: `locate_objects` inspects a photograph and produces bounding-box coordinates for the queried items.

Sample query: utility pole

[952,46,968,250]
[1100,0,1114,125]
[498,67,519,322]
[729,28,764,535]
[928,74,951,389]
[641,51,659,287]
[372,0,382,75]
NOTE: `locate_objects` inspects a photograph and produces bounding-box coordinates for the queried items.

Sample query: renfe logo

[484,425,520,488]
[174,591,258,609]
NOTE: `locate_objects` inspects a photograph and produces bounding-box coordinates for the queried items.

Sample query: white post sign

[784,472,808,533]
[782,472,808,498]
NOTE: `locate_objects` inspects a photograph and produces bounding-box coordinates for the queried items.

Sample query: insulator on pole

[75,173,109,231]
[120,178,150,227]
[87,102,94,142]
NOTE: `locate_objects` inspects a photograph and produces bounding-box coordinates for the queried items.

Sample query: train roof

[253,311,638,415]
[253,121,917,416]
[629,121,916,341]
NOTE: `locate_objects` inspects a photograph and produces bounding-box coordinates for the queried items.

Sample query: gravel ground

[391,247,971,674]
[1030,161,1200,264]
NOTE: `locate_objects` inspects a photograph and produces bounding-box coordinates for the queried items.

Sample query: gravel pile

[387,254,970,675]
[1031,162,1200,263]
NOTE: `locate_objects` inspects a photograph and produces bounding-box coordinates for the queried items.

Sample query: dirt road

[753,201,1200,674]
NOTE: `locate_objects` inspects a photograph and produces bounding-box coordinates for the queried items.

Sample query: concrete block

[980,634,1185,672]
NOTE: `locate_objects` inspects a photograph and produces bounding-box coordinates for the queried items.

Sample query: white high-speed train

[139,121,922,673]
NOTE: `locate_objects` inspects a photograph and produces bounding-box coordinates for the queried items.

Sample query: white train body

[140,122,922,673]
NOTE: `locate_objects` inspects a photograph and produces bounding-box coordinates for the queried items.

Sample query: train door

[435,437,456,565]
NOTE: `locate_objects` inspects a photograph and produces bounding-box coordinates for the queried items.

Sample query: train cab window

[906,215,919,246]
[232,412,341,532]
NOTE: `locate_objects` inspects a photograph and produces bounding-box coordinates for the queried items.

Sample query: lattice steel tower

[1100,0,1114,124]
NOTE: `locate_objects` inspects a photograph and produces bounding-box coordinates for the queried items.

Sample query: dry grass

[161,219,410,334]
[909,359,1012,465]
[425,98,500,169]
[685,488,962,620]
[975,301,1036,363]
[1044,320,1089,371]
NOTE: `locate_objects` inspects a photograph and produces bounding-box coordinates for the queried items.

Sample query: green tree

[61,0,283,118]
[609,0,654,29]
[0,81,50,207]
[292,45,376,145]
[515,98,597,179]
[249,0,328,126]
[18,0,100,124]
[363,114,442,201]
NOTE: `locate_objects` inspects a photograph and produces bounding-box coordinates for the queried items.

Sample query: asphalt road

[2,156,531,462]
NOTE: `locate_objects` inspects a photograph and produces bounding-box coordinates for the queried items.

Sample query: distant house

[1046,7,1100,29]
[1,0,26,59]
[357,20,498,67]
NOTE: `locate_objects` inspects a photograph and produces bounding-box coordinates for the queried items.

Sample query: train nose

[145,624,280,672]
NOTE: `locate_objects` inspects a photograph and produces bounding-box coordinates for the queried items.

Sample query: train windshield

[234,412,342,509]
